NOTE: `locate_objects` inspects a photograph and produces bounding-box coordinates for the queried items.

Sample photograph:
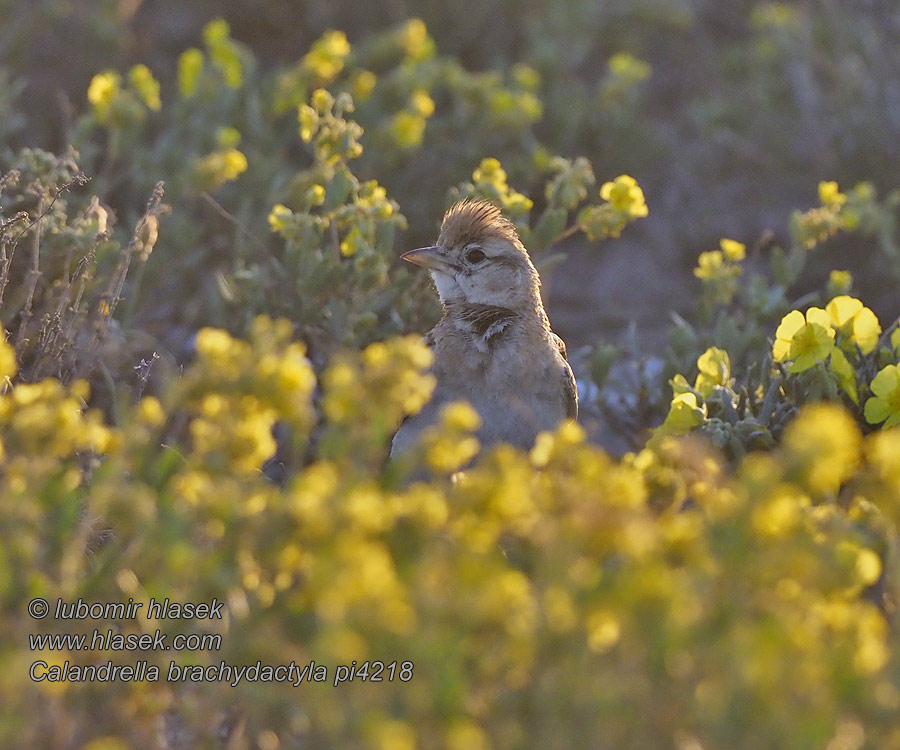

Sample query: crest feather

[438,199,521,249]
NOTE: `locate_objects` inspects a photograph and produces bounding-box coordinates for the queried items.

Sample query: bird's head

[402,199,542,312]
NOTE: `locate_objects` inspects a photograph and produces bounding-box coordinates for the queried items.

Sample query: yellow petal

[852,307,881,354]
[805,306,832,330]
[775,310,805,342]
[826,295,862,328]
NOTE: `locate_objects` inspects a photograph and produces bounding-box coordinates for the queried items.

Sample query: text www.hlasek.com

[28,597,414,687]
[29,629,221,652]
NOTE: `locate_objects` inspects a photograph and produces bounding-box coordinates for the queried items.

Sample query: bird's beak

[401,246,455,273]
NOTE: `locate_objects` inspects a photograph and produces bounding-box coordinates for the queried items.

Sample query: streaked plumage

[391,199,577,457]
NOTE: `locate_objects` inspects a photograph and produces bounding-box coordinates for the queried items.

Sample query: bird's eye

[465,248,486,264]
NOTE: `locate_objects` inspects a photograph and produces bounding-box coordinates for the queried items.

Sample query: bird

[391,198,577,458]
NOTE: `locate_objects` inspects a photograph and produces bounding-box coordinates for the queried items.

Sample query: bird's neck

[442,300,549,338]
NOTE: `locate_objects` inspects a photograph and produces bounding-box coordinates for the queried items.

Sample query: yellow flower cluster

[6,321,900,749]
[693,238,746,304]
[458,157,534,225]
[182,318,315,475]
[87,64,162,126]
[192,148,248,190]
[302,30,351,83]
[773,296,882,402]
[177,48,204,98]
[790,180,848,249]
[203,19,244,88]
[323,336,434,429]
[578,174,648,240]
[0,339,116,496]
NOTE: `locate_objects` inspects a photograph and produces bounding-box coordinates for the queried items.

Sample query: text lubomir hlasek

[53,598,224,620]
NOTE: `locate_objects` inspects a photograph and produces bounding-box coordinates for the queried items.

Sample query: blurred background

[2,0,900,379]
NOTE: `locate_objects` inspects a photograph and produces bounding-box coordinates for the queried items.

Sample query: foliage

[4,5,900,749]
[3,325,900,749]
[645,180,900,460]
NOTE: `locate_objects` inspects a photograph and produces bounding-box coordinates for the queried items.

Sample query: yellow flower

[827,270,852,296]
[351,69,377,100]
[177,48,204,98]
[399,18,434,61]
[693,250,724,281]
[783,403,861,495]
[87,71,121,123]
[268,204,293,233]
[825,295,881,354]
[473,157,507,188]
[303,30,350,82]
[446,721,489,750]
[818,180,846,208]
[310,88,333,114]
[772,307,835,372]
[194,148,248,190]
[389,111,426,148]
[441,401,482,432]
[128,64,161,111]
[409,89,435,118]
[694,347,731,398]
[657,392,706,436]
[865,364,900,428]
[600,174,648,218]
[719,238,746,261]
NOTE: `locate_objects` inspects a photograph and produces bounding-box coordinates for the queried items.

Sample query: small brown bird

[391,199,577,457]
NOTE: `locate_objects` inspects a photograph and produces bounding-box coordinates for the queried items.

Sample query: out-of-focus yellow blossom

[819,180,847,208]
[302,30,350,82]
[214,126,241,149]
[790,181,848,249]
[399,18,435,61]
[719,238,746,261]
[389,111,426,148]
[445,722,488,750]
[372,719,416,750]
[473,157,506,187]
[137,396,165,428]
[128,64,161,111]
[783,403,861,495]
[512,63,541,90]
[323,337,434,426]
[1,378,116,460]
[600,174,648,218]
[193,148,248,190]
[409,89,435,118]
[87,70,121,123]
[423,403,482,473]
[350,69,377,101]
[177,48,204,97]
[586,609,621,653]
[772,307,835,372]
[203,19,243,88]
[752,486,809,536]
[267,203,293,232]
[694,250,725,281]
[865,364,900,428]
